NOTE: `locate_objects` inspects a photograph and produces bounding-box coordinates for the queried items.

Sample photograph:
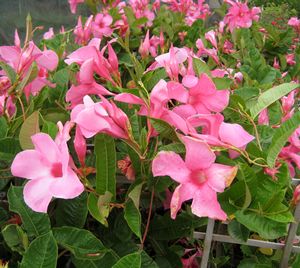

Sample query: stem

[141,188,155,248]
[58,249,68,259]
[17,96,26,121]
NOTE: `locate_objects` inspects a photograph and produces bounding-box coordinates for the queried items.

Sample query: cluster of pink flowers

[0,31,58,117]
[163,0,210,26]
[223,0,261,32]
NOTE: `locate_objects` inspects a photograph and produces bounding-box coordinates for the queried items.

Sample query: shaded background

[0,0,88,45]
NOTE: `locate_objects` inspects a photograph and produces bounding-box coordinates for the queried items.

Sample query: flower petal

[152,151,190,183]
[23,178,53,213]
[170,183,195,219]
[50,168,84,199]
[181,136,215,170]
[205,163,238,192]
[11,150,50,180]
[219,122,255,148]
[191,185,227,220]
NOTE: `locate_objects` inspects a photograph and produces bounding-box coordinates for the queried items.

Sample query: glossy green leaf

[2,224,28,255]
[150,118,180,142]
[267,111,300,167]
[53,227,108,260]
[19,111,40,150]
[124,199,142,239]
[20,232,57,268]
[0,117,8,139]
[55,192,88,228]
[228,220,249,243]
[250,83,299,118]
[112,251,142,268]
[7,186,51,237]
[94,134,116,198]
[234,211,287,239]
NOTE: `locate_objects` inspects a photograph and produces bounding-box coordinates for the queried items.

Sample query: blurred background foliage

[0,0,88,45]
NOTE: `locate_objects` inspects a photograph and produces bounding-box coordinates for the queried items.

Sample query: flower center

[51,162,63,178]
[192,170,207,185]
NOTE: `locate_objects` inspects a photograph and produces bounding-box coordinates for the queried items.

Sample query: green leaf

[94,134,116,198]
[112,251,142,268]
[20,232,57,268]
[19,111,40,150]
[193,58,210,76]
[55,192,88,228]
[7,186,51,237]
[234,211,287,239]
[150,118,180,142]
[267,111,300,167]
[249,83,299,118]
[0,61,17,83]
[72,251,119,268]
[53,227,108,260]
[88,192,112,227]
[213,77,232,90]
[0,137,21,161]
[16,63,38,94]
[227,220,249,243]
[128,182,144,208]
[41,121,58,139]
[142,69,167,90]
[124,199,142,239]
[2,224,28,254]
[0,117,8,139]
[160,143,185,154]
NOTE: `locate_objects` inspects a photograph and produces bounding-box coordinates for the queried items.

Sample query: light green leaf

[250,83,299,118]
[94,134,116,198]
[267,111,300,167]
[88,192,112,227]
[112,252,142,268]
[53,227,108,260]
[0,61,17,84]
[20,232,57,268]
[19,111,40,150]
[7,186,51,237]
[193,58,210,76]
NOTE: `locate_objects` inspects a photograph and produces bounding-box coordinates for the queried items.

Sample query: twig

[141,188,155,248]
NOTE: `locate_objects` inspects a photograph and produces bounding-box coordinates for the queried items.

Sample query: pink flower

[11,131,84,213]
[224,0,261,32]
[223,40,235,54]
[139,30,151,59]
[288,17,300,33]
[68,0,84,14]
[173,73,229,118]
[74,15,93,45]
[147,46,188,80]
[258,109,269,125]
[205,30,217,49]
[286,53,296,66]
[273,57,280,69]
[92,13,113,38]
[152,136,237,220]
[196,39,219,64]
[71,95,131,139]
[43,27,54,40]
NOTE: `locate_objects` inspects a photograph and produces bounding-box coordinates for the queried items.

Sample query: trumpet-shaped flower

[11,132,84,213]
[152,136,237,220]
[71,95,131,139]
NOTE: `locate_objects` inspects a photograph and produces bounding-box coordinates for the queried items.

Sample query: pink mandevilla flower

[11,125,84,213]
[152,136,238,220]
[224,0,261,32]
